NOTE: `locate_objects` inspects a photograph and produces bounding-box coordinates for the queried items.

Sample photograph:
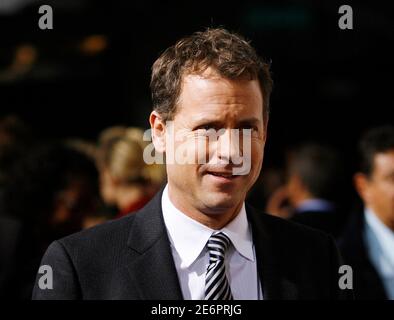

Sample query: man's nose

[216,129,242,165]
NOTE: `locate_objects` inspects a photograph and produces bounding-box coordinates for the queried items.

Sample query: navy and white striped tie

[204,232,233,300]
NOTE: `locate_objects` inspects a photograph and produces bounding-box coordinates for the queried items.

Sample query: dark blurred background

[1,1,393,149]
[0,0,393,299]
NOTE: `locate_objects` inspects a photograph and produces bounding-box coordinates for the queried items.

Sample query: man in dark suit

[33,28,350,300]
[339,126,394,299]
[339,208,388,299]
[264,144,347,238]
[288,144,347,238]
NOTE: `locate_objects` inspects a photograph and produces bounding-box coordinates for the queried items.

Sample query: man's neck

[167,186,243,230]
[366,206,394,232]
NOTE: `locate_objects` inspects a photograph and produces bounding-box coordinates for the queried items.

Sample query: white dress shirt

[161,184,263,300]
[364,208,394,299]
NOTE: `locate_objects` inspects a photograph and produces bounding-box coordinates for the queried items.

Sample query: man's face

[162,69,266,216]
[363,150,394,227]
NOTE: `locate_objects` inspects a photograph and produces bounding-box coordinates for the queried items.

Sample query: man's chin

[201,192,242,213]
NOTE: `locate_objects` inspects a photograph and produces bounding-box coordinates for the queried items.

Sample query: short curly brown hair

[150,28,273,122]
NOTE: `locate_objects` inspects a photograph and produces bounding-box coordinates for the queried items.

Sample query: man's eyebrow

[192,120,223,130]
[237,117,261,126]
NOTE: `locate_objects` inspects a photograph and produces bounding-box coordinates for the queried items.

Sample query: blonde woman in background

[96,126,166,219]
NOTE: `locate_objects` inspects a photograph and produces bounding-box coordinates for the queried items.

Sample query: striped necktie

[204,232,233,300]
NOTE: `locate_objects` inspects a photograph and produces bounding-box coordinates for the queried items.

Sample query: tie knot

[207,232,231,260]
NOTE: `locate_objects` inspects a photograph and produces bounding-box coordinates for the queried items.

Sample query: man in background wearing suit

[340,126,394,299]
[288,144,347,238]
[33,28,350,300]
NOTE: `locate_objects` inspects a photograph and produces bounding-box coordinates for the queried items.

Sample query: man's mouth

[206,171,241,181]
[208,172,234,178]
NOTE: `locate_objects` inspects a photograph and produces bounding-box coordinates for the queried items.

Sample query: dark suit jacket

[32,189,351,300]
[338,210,387,299]
[291,208,346,239]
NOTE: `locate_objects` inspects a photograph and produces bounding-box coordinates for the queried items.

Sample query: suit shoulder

[252,210,343,276]
[253,209,333,245]
[57,214,136,255]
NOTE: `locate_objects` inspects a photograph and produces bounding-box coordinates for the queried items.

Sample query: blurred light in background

[79,35,108,56]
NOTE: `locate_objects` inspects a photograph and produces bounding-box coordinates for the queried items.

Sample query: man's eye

[196,125,215,131]
[241,125,258,131]
[194,127,211,137]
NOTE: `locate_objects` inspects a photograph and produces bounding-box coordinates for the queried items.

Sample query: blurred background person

[266,143,347,238]
[96,126,166,221]
[2,142,100,299]
[339,125,394,300]
[247,165,286,212]
[64,137,111,229]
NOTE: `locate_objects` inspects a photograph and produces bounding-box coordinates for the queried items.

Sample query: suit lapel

[340,210,387,299]
[246,205,299,299]
[125,189,183,299]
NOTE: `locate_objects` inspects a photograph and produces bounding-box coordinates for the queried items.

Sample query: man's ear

[149,110,166,153]
[353,172,369,203]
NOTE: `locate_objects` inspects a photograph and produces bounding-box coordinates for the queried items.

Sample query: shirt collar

[364,207,394,267]
[161,184,255,269]
[295,198,335,213]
